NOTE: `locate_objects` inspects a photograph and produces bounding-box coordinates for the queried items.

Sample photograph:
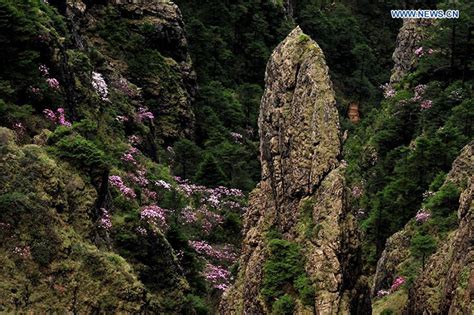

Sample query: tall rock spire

[220,26,369,314]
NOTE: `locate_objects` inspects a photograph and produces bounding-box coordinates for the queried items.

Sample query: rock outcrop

[220,27,368,314]
[390,19,432,84]
[406,143,473,314]
[65,0,196,143]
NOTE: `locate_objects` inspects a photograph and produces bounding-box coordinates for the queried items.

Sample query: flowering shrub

[13,246,31,258]
[376,276,406,299]
[116,77,137,97]
[115,115,129,123]
[189,240,237,262]
[351,185,363,198]
[230,132,243,143]
[412,84,427,101]
[376,289,390,297]
[92,71,109,101]
[155,179,172,190]
[420,100,433,110]
[380,83,395,98]
[109,175,136,199]
[12,122,25,137]
[415,209,431,223]
[39,64,49,76]
[181,206,198,223]
[46,78,60,89]
[129,169,149,187]
[121,146,139,165]
[140,205,168,229]
[136,107,154,122]
[98,208,112,230]
[390,276,405,291]
[43,108,72,127]
[422,190,434,200]
[128,135,142,145]
[136,226,147,236]
[414,47,433,57]
[203,262,231,290]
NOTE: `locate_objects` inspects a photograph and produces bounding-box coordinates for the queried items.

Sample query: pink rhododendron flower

[390,276,405,292]
[128,135,141,145]
[136,226,147,236]
[203,262,231,290]
[98,208,112,230]
[13,246,31,258]
[121,146,140,165]
[39,64,49,76]
[189,240,237,261]
[380,83,395,98]
[128,169,149,187]
[230,132,243,143]
[115,115,129,122]
[140,205,168,229]
[46,78,60,89]
[415,47,424,57]
[351,185,363,198]
[415,209,431,223]
[420,100,433,110]
[43,108,71,127]
[109,175,136,199]
[377,289,390,297]
[92,71,109,101]
[29,86,41,95]
[181,206,198,223]
[136,107,154,122]
[155,180,172,190]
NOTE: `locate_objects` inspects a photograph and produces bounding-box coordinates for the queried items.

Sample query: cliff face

[406,143,473,314]
[65,0,196,143]
[390,19,431,84]
[220,27,368,314]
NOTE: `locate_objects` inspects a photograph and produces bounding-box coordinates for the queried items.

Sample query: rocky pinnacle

[220,26,369,314]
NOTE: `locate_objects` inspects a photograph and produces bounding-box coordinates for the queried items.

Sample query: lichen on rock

[390,18,432,84]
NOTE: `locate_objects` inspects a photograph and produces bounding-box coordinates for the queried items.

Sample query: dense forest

[0,0,472,314]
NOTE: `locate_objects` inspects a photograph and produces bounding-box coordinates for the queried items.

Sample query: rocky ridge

[390,18,432,84]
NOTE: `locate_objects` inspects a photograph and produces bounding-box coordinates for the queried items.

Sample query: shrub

[410,232,437,270]
[272,294,295,315]
[425,182,460,218]
[50,133,110,171]
[262,238,315,308]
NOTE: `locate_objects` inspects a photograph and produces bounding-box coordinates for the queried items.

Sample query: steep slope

[406,143,473,314]
[0,127,188,312]
[0,1,200,312]
[66,0,196,144]
[371,142,473,314]
[220,27,369,314]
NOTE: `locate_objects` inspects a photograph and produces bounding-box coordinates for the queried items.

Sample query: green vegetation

[410,232,437,270]
[0,0,472,313]
[272,294,296,315]
[262,238,315,309]
[345,0,473,266]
